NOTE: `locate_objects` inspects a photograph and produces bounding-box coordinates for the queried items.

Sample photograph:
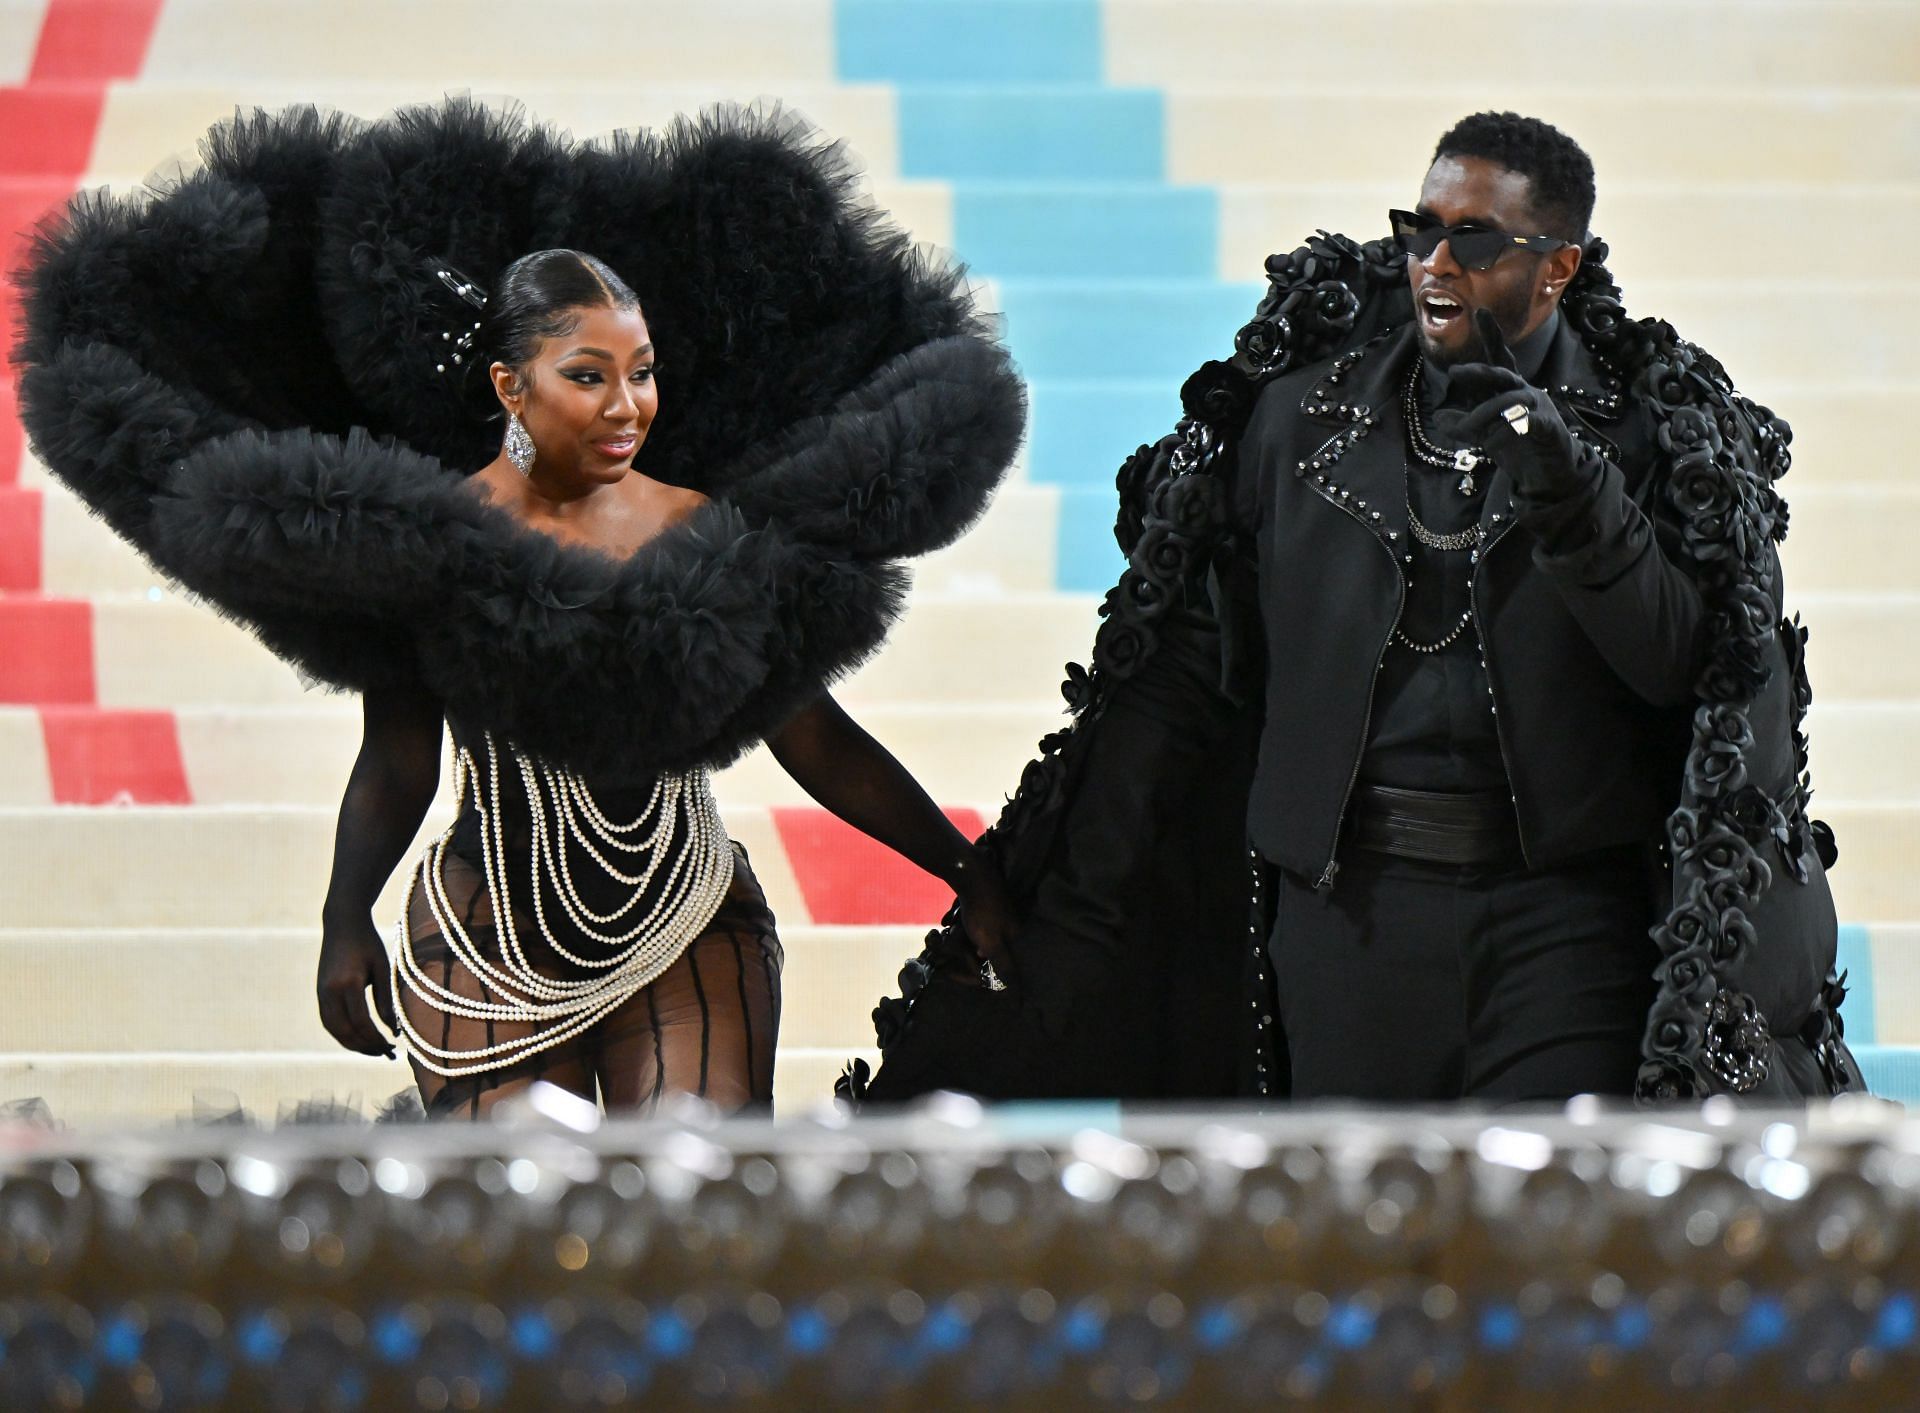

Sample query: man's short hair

[1433,112,1595,244]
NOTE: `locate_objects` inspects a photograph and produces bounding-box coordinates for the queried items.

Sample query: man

[1238,113,1694,1100]
[858,112,1857,1107]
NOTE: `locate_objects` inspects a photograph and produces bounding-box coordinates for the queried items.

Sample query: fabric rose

[1147,472,1227,538]
[1645,989,1705,1059]
[1666,806,1707,856]
[1569,291,1624,343]
[1654,944,1718,1004]
[1678,815,1770,900]
[1638,343,1701,409]
[1113,439,1169,554]
[1698,703,1754,754]
[1668,454,1738,521]
[1130,522,1198,586]
[1179,360,1255,427]
[1651,881,1716,955]
[1658,405,1725,462]
[1685,739,1748,802]
[1636,1056,1704,1104]
[1233,314,1291,372]
[1093,614,1157,679]
[1060,661,1094,715]
[1719,785,1780,846]
[1309,279,1360,328]
[1708,905,1758,963]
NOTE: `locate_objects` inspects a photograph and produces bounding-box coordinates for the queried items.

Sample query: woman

[318,249,1016,1116]
[14,101,1028,1117]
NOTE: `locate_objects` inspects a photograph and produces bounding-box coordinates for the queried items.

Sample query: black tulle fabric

[12,99,1025,778]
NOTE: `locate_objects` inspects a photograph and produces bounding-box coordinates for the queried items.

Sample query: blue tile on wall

[1837,922,1876,1046]
[1026,379,1179,487]
[1851,1046,1916,1107]
[896,88,1164,181]
[996,279,1264,380]
[1056,486,1125,593]
[837,0,1102,84]
[952,185,1217,279]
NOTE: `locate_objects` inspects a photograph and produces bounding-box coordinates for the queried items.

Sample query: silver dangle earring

[504,411,535,477]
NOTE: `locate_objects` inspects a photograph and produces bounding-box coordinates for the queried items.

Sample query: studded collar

[1299,318,1626,434]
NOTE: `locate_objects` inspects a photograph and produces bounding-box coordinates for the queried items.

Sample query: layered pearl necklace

[393,733,734,1078]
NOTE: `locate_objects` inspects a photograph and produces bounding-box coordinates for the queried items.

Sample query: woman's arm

[767,694,1017,975]
[317,681,445,1056]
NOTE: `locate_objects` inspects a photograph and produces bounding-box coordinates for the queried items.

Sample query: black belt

[1348,783,1522,867]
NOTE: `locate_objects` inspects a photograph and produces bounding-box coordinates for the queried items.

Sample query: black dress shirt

[1361,314,1559,792]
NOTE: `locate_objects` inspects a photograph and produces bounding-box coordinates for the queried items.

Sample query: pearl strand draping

[392,733,734,1078]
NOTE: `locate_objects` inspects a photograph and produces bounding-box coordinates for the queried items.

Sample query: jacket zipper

[1470,514,1526,867]
[1309,442,1406,890]
[1467,394,1608,869]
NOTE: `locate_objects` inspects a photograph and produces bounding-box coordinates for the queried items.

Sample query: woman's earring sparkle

[504,412,535,477]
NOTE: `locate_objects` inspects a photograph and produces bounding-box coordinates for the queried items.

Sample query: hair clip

[432,265,489,373]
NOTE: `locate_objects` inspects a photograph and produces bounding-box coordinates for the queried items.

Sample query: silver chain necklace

[1406,501,1483,552]
[1393,605,1476,654]
[1403,357,1487,496]
[1396,448,1480,651]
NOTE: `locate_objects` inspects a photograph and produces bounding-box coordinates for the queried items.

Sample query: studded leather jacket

[1237,321,1702,884]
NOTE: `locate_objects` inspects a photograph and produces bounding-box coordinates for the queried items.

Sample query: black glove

[1449,310,1597,506]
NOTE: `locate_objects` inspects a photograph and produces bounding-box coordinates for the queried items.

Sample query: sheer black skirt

[399,841,783,1119]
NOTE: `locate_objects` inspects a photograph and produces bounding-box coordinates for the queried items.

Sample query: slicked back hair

[485,248,640,380]
[1432,112,1596,244]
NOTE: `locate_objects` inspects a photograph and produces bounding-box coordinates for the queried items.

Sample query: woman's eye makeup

[559,365,656,385]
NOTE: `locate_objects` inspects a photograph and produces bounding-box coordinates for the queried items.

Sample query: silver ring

[979,959,1008,992]
[1502,403,1531,436]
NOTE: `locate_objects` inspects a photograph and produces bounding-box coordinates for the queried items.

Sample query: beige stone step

[136,0,834,84]
[1780,488,1920,593]
[1807,704,1920,801]
[92,82,901,183]
[0,924,912,1054]
[1860,925,1920,1046]
[1168,91,1920,188]
[79,592,1101,709]
[0,1046,865,1125]
[0,700,1062,807]
[0,791,1910,928]
[1216,183,1920,288]
[1109,1,1920,89]
[1799,594,1920,701]
[1821,802,1920,924]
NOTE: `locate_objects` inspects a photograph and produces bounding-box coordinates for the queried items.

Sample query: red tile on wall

[0,596,94,703]
[0,379,22,488]
[28,0,167,82]
[772,805,987,926]
[39,705,190,804]
[0,88,109,179]
[0,487,44,591]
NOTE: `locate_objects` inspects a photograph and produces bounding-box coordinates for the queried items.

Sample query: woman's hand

[954,850,1019,987]
[317,916,398,1059]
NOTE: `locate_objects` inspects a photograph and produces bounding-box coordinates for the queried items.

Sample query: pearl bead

[393,733,734,1078]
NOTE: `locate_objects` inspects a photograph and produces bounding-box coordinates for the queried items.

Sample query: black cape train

[854,231,1866,1107]
[13,99,1024,782]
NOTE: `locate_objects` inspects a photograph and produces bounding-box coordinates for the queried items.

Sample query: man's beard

[1419,281,1535,368]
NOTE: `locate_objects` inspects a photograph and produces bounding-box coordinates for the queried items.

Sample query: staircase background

[0,0,1914,1118]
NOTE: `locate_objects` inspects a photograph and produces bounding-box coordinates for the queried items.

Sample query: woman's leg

[594,847,784,1113]
[396,851,599,1119]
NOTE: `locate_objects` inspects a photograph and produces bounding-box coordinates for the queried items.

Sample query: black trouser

[1266,845,1659,1102]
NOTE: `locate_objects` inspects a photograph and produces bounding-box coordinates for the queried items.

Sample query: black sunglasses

[1388,209,1569,272]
